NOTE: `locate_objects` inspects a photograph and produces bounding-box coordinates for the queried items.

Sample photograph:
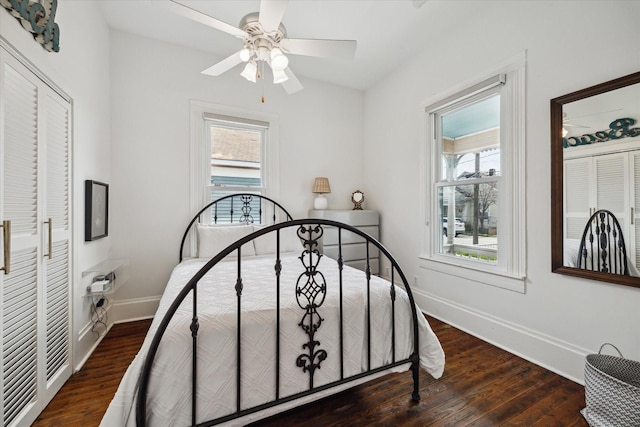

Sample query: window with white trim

[189,101,280,225]
[423,57,526,290]
[206,115,266,223]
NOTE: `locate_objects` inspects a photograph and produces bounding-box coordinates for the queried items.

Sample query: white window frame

[419,53,526,293]
[189,100,280,219]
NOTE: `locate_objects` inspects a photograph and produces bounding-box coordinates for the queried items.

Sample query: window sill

[418,256,526,293]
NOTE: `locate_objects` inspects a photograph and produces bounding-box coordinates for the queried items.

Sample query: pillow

[196,224,256,258]
[563,238,581,267]
[253,224,303,255]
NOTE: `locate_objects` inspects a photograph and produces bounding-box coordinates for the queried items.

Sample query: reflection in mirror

[551,71,640,288]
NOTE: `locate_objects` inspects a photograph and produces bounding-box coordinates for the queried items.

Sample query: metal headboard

[179,193,293,262]
[577,209,629,275]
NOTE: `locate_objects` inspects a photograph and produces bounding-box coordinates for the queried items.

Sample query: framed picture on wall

[85,180,109,241]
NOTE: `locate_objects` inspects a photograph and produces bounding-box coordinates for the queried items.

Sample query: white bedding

[564,238,640,276]
[101,252,445,426]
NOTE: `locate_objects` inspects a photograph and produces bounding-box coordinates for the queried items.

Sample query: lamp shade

[273,69,289,84]
[240,61,257,83]
[270,48,289,71]
[312,177,331,194]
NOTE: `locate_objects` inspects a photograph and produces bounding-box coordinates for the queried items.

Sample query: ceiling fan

[562,109,623,137]
[167,0,357,94]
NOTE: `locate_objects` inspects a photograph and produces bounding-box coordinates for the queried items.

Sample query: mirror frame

[551,70,640,288]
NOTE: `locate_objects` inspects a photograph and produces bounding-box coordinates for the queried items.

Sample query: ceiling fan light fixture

[257,45,270,62]
[239,48,252,62]
[240,61,258,83]
[273,68,289,84]
[270,48,289,71]
[174,1,356,95]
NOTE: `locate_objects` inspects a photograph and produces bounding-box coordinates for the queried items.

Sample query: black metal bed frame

[179,193,293,262]
[136,194,421,426]
[577,209,629,275]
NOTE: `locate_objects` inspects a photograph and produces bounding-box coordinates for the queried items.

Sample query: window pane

[210,125,262,187]
[440,94,501,181]
[207,120,265,224]
[438,184,498,263]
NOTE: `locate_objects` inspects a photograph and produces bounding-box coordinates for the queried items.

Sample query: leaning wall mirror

[551,71,640,288]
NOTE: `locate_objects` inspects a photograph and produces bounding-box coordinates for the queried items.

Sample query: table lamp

[312,177,331,210]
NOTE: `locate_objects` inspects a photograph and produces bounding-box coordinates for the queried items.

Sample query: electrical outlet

[385,267,390,277]
[413,275,418,286]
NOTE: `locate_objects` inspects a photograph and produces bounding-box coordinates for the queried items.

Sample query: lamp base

[314,194,328,210]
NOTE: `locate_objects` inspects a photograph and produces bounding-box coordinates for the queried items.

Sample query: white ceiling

[97,0,486,91]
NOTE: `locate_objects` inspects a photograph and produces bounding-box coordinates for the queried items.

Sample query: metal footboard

[136,219,421,426]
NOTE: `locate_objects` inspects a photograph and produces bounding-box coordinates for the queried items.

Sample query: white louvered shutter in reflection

[632,152,640,270]
[1,47,72,427]
[564,158,591,240]
[595,153,627,219]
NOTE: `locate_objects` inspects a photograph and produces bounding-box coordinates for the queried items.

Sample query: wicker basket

[582,343,640,427]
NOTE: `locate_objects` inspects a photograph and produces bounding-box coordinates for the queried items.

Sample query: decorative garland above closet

[1,0,60,52]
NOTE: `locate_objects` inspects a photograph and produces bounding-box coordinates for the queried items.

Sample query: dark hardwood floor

[33,320,153,427]
[34,317,588,426]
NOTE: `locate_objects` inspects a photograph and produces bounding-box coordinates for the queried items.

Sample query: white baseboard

[413,288,589,385]
[74,296,158,372]
[75,300,113,372]
[111,295,160,324]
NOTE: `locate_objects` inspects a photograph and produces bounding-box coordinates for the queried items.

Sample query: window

[206,116,266,223]
[436,90,501,262]
[189,101,280,226]
[421,56,526,292]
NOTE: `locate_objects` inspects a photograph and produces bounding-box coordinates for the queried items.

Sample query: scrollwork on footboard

[138,217,423,427]
[295,224,327,389]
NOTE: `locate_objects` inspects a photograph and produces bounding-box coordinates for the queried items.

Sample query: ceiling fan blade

[259,0,289,33]
[280,38,357,60]
[167,0,247,38]
[563,123,589,128]
[201,51,244,76]
[280,68,303,94]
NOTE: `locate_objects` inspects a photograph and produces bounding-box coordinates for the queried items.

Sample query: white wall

[0,0,111,369]
[108,31,364,317]
[364,0,640,383]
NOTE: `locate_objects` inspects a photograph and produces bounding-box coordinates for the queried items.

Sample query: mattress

[101,252,445,426]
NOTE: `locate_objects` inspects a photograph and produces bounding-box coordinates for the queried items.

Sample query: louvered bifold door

[564,157,592,240]
[1,48,72,427]
[0,52,42,427]
[41,90,72,406]
[594,152,628,222]
[631,151,640,272]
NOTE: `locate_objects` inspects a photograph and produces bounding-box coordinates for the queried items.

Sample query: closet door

[630,152,640,269]
[0,49,72,427]
[1,52,42,427]
[41,90,72,408]
[594,153,628,223]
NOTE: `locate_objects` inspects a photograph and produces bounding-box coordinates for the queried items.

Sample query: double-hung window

[189,101,280,225]
[422,56,526,291]
[205,114,266,223]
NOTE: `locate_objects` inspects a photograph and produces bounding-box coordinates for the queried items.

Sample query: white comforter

[101,253,444,426]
